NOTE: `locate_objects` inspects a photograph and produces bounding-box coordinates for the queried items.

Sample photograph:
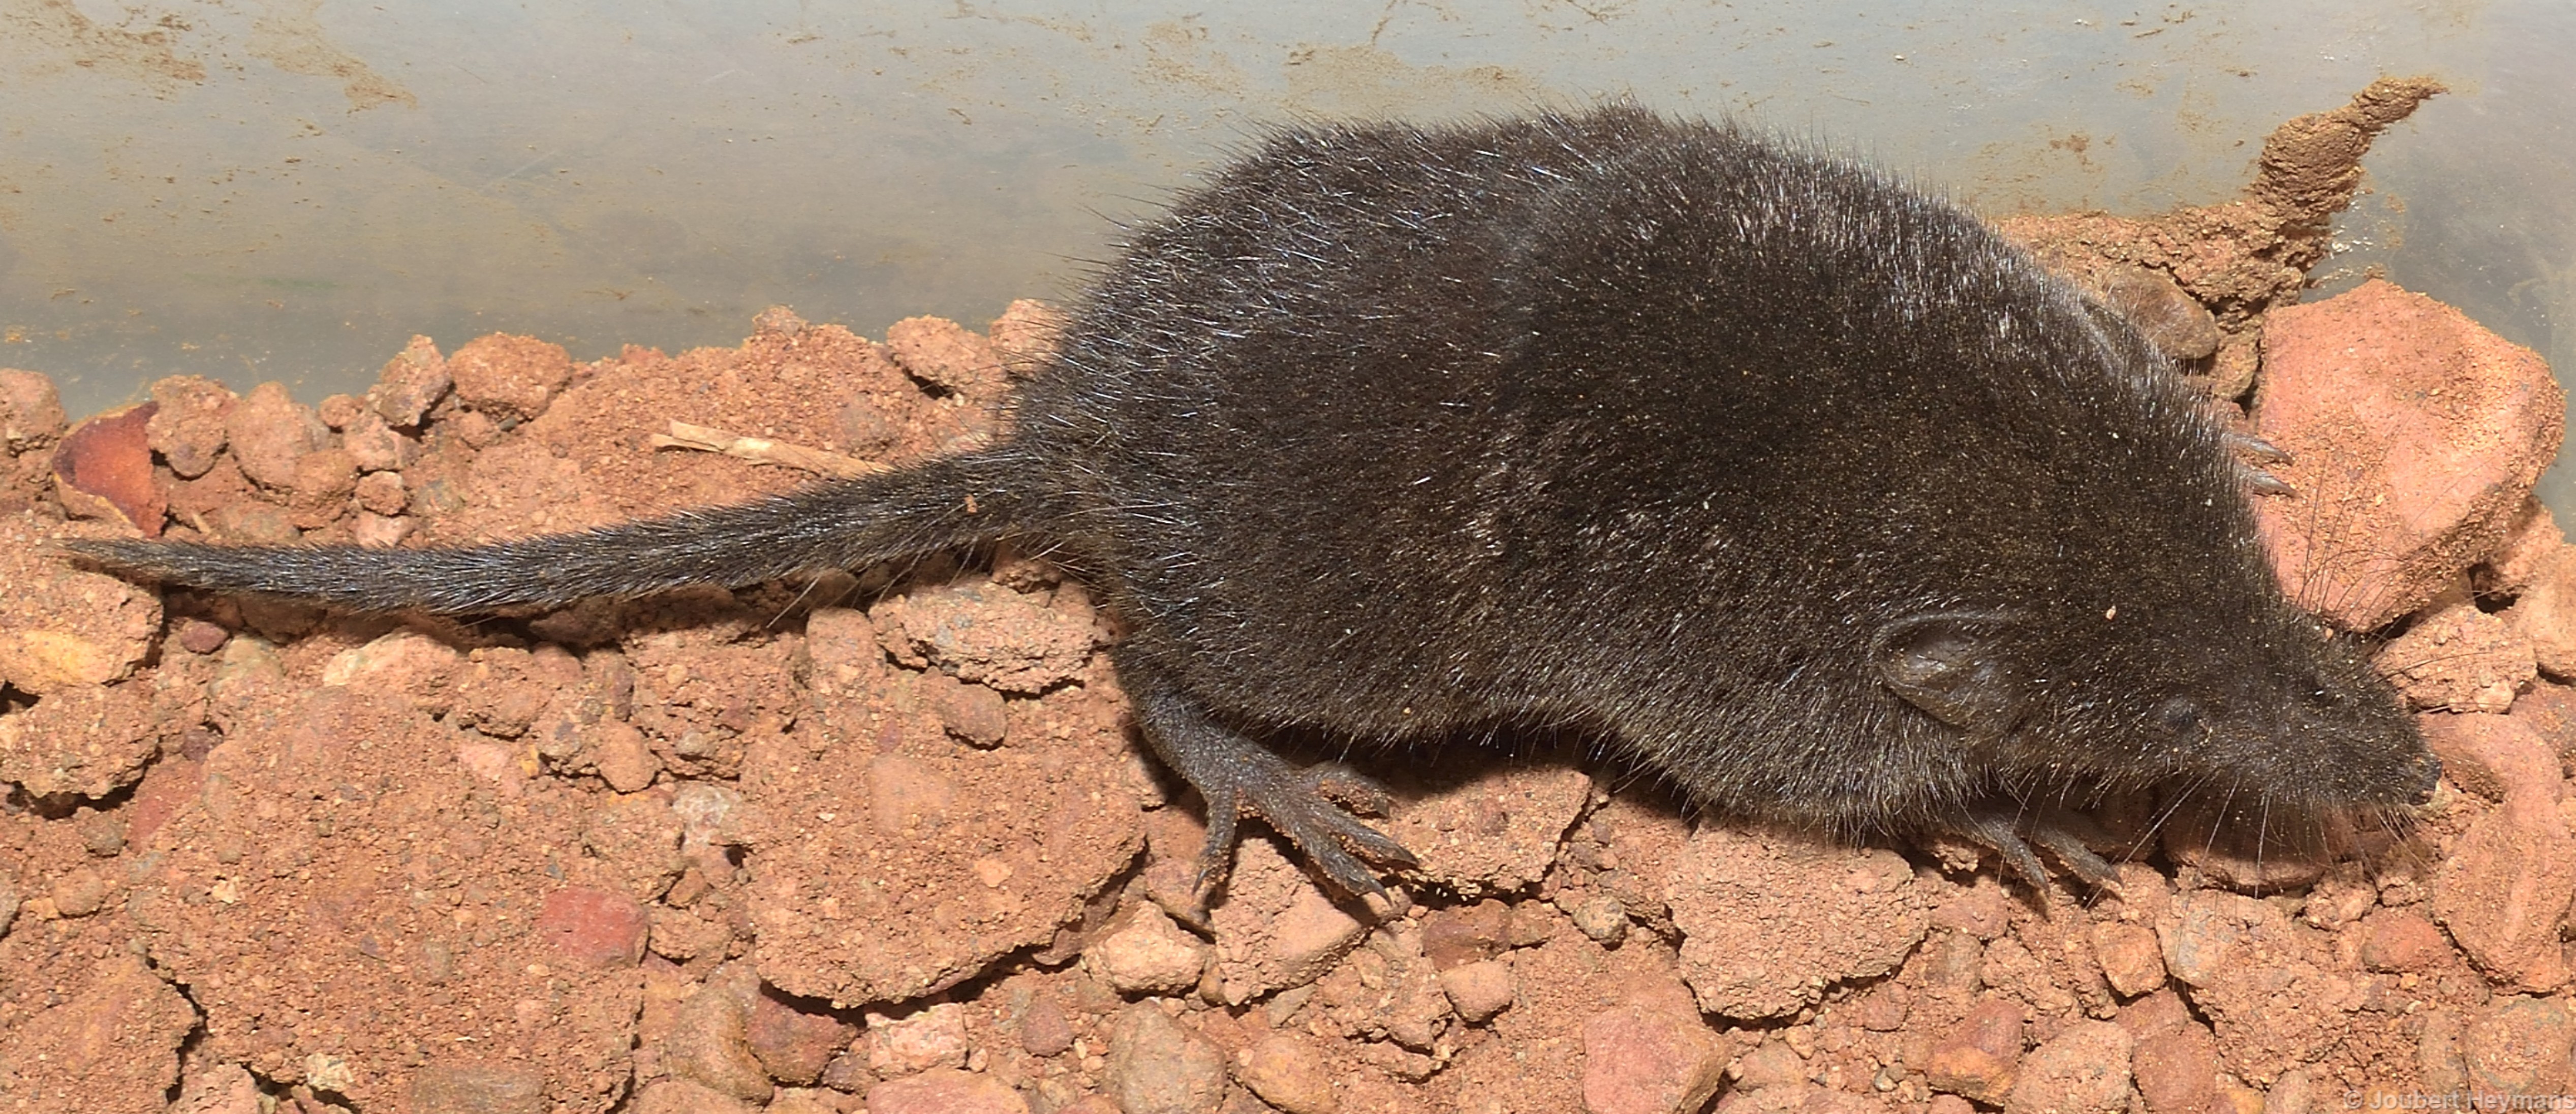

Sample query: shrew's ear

[1872,611,2025,733]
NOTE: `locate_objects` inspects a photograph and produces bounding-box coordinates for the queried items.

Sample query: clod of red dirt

[0,954,198,1113]
[146,375,238,479]
[2254,279,2565,630]
[0,678,161,798]
[2381,594,2538,713]
[226,380,331,492]
[0,514,162,695]
[133,683,644,1112]
[448,333,574,423]
[1579,988,1728,1114]
[1234,1034,1341,1114]
[1207,833,1370,1004]
[1998,77,2444,399]
[2005,1021,2132,1114]
[1666,826,1929,1019]
[733,642,1142,1007]
[53,401,167,535]
[2155,890,2353,1084]
[1385,763,1593,897]
[2117,990,2227,1114]
[2505,548,2576,676]
[0,367,66,450]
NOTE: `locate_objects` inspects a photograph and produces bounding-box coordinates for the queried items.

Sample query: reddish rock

[664,965,773,1103]
[2005,1022,2133,1114]
[886,315,1006,405]
[2431,718,2576,991]
[1087,905,1209,996]
[1019,997,1075,1058]
[1103,1004,1228,1114]
[2381,599,2534,713]
[53,401,166,535]
[1667,826,1929,1019]
[2155,891,2352,1082]
[225,381,329,490]
[1422,900,1512,970]
[448,332,574,421]
[169,1063,263,1114]
[534,886,649,969]
[1926,999,2026,1102]
[747,991,856,1087]
[2421,712,2562,803]
[2358,909,2454,973]
[1930,880,2014,941]
[354,468,408,515]
[865,1003,972,1076]
[925,671,1009,748]
[871,579,1098,694]
[1208,835,1368,1004]
[1439,959,1517,1023]
[2092,921,2167,997]
[288,446,359,528]
[1235,1034,1340,1114]
[1731,1039,1808,1090]
[0,955,198,1113]
[177,617,231,655]
[144,375,236,478]
[2462,996,2576,1096]
[2253,278,2565,630]
[867,1069,1031,1114]
[1580,1000,1727,1114]
[2130,1018,2227,1114]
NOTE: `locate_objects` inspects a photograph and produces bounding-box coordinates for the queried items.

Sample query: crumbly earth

[7,80,2574,1114]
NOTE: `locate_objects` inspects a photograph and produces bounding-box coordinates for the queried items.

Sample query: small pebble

[52,865,108,918]
[1235,1034,1339,1114]
[1437,960,1515,1024]
[1569,894,1630,947]
[176,618,232,656]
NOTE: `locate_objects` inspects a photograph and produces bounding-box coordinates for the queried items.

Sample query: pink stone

[2253,279,2564,630]
[534,886,648,968]
[1579,1001,1726,1114]
[865,1069,1032,1114]
[1926,999,2026,1102]
[746,991,855,1086]
[2359,909,2454,973]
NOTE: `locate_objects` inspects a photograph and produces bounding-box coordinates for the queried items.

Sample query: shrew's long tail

[62,447,1045,612]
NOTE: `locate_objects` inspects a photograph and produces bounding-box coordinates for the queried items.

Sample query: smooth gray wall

[3,0,2568,499]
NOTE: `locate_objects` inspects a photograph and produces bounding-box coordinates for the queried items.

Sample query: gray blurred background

[3,0,2569,501]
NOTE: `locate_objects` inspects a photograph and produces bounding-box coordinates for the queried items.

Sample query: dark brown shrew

[68,106,2438,910]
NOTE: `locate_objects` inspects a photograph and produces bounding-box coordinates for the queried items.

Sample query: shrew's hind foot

[1125,673,1418,929]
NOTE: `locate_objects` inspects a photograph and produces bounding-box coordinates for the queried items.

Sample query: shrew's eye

[2154,697,2202,735]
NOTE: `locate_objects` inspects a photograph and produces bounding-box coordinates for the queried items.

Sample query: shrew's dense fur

[72,108,2436,900]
